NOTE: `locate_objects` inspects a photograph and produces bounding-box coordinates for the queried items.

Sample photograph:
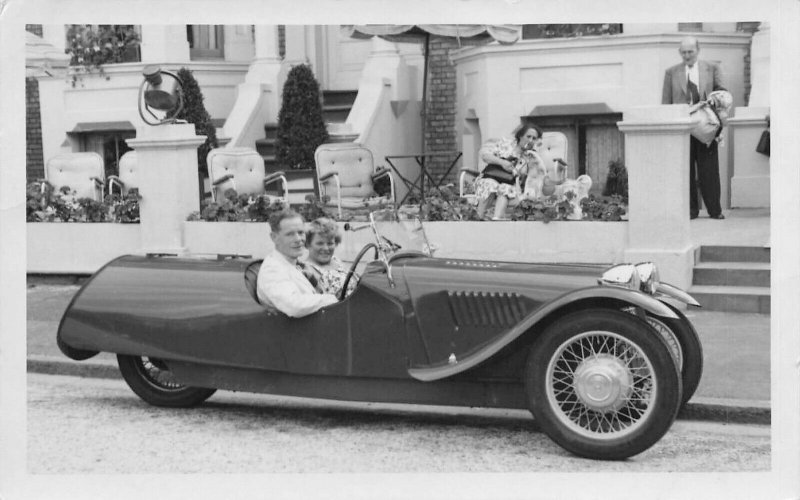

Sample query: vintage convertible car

[58,210,703,460]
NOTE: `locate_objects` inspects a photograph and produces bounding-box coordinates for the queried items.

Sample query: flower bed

[26,185,629,274]
[27,181,141,223]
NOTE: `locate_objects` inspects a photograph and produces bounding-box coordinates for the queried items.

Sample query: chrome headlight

[635,262,660,294]
[599,264,641,291]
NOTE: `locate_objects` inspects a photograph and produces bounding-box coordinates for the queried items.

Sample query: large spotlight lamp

[138,65,185,126]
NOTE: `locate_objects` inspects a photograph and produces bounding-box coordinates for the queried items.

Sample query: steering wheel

[340,243,378,301]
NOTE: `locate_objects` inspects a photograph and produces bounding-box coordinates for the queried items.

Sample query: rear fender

[55,256,124,360]
[407,286,677,382]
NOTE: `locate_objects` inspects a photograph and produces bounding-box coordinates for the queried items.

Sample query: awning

[341,25,521,45]
[70,121,136,133]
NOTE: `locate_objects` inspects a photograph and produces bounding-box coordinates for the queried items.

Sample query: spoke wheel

[117,355,216,408]
[524,309,681,460]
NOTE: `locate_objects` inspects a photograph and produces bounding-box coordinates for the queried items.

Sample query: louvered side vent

[447,291,528,327]
[444,260,499,268]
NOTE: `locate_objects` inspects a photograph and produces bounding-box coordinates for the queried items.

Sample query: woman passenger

[302,217,357,298]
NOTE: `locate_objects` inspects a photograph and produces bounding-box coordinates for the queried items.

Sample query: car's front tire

[117,355,216,408]
[524,309,682,460]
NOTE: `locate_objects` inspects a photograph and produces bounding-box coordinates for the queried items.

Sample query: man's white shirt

[256,252,338,318]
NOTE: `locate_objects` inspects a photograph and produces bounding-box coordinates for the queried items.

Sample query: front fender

[407,285,677,382]
[655,282,701,307]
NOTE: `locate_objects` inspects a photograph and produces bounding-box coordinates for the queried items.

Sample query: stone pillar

[221,26,283,148]
[223,25,256,62]
[748,23,770,107]
[729,107,770,207]
[127,124,206,254]
[617,105,695,290]
[283,25,309,65]
[140,25,190,63]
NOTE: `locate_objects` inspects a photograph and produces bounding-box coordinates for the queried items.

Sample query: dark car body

[60,253,681,404]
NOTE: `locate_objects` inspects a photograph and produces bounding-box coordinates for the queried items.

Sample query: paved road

[27,373,770,474]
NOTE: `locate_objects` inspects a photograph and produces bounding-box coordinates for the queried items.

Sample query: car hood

[394,255,607,293]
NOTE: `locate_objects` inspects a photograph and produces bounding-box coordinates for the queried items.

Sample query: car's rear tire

[524,309,682,460]
[117,355,216,408]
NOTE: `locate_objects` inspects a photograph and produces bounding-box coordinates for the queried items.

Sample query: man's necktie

[296,261,319,289]
[687,72,701,104]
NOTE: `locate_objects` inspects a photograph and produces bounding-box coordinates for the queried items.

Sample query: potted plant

[274,64,329,201]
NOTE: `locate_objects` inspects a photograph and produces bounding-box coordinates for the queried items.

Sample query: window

[187,25,225,60]
[678,23,704,32]
[69,124,135,179]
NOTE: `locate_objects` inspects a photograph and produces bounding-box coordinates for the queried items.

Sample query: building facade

[26,23,770,207]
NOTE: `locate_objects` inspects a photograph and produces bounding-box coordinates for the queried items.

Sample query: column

[729,108,770,207]
[748,23,770,107]
[283,25,309,65]
[617,105,695,290]
[139,25,190,63]
[223,25,256,62]
[127,123,206,254]
[221,25,283,148]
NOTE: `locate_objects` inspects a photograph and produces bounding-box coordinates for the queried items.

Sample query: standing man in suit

[662,36,727,219]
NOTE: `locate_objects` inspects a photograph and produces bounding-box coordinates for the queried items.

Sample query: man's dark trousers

[689,136,722,218]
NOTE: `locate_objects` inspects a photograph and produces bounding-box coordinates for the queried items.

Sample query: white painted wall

[37,63,247,167]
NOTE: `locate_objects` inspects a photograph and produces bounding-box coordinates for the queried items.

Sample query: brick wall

[424,35,488,185]
[26,77,45,181]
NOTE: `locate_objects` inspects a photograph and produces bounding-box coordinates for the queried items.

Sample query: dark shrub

[275,64,328,170]
[168,67,219,190]
[603,159,628,201]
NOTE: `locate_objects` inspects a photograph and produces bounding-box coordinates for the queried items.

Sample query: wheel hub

[573,354,633,412]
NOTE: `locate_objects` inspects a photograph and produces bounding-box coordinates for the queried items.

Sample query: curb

[28,355,120,380]
[679,397,771,425]
[27,356,771,425]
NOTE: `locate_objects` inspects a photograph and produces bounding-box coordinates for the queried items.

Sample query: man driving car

[256,209,338,317]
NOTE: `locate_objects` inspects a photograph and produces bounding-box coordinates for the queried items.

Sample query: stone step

[263,122,278,139]
[323,105,352,124]
[692,261,771,287]
[699,245,770,263]
[688,285,771,314]
[323,89,358,107]
[255,138,275,158]
[322,90,357,125]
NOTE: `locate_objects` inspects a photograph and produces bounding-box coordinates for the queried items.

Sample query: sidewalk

[26,279,770,424]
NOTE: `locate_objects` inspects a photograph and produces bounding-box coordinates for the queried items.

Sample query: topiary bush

[275,64,328,170]
[168,67,219,192]
[602,158,628,201]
